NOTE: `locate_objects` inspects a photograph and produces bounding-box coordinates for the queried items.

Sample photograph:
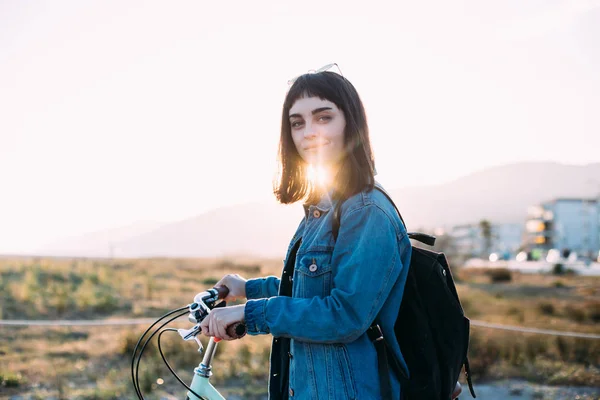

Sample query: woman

[200,68,412,399]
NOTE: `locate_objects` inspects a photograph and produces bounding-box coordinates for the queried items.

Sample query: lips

[304,142,328,151]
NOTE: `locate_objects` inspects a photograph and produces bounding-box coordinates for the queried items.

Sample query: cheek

[291,132,303,153]
[329,123,346,157]
[331,122,346,145]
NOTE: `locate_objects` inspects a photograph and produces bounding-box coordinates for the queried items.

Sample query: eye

[317,115,332,123]
[290,120,304,129]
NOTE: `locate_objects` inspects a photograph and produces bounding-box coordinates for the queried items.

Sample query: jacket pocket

[294,251,333,298]
[334,344,357,400]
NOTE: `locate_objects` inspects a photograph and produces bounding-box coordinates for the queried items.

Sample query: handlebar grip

[213,285,229,300]
[226,322,247,339]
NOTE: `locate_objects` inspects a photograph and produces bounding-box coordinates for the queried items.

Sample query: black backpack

[332,185,476,400]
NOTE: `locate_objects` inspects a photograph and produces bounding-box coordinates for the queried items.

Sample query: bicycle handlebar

[214,285,229,300]
[186,286,247,340]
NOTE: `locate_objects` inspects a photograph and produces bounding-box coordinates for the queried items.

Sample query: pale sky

[1,0,599,253]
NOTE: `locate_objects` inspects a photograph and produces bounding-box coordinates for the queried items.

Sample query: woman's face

[289,96,346,168]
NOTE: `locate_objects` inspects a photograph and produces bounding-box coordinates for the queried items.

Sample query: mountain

[37,162,600,258]
[389,162,600,230]
[36,221,166,258]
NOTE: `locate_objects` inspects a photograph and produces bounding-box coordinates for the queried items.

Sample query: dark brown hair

[274,71,375,205]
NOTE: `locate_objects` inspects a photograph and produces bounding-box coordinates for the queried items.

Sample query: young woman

[200,69,413,399]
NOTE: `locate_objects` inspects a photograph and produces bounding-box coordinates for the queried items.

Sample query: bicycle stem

[196,337,219,378]
[186,337,226,400]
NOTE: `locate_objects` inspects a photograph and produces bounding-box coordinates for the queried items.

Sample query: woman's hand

[215,274,247,301]
[200,304,246,341]
[452,382,462,399]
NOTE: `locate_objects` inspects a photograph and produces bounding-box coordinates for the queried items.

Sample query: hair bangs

[284,72,347,113]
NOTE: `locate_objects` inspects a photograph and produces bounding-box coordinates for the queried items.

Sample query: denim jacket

[244,184,412,400]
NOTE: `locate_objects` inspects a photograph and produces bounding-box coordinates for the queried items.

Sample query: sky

[1,0,599,253]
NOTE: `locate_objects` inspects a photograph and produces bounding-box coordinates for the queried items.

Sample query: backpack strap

[464,357,476,398]
[367,325,407,400]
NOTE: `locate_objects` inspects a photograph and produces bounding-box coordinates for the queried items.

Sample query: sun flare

[307,164,331,187]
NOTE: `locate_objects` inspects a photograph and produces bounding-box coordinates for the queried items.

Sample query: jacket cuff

[244,299,270,335]
[245,278,264,300]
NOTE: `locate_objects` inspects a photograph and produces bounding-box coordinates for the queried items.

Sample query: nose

[303,122,318,139]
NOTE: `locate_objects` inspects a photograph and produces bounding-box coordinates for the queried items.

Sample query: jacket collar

[302,189,334,218]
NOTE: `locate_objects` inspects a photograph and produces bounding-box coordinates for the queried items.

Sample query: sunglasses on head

[287,63,344,86]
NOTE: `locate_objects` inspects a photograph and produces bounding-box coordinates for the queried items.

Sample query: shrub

[587,301,600,323]
[524,336,549,362]
[459,297,480,317]
[466,332,502,377]
[486,268,512,283]
[556,337,600,365]
[552,263,565,275]
[0,372,24,387]
[537,302,555,316]
[202,277,219,286]
[564,305,586,323]
[216,260,261,273]
[507,306,525,322]
[238,343,252,369]
[74,278,120,313]
[119,330,142,355]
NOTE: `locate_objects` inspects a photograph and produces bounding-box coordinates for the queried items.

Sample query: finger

[212,312,226,340]
[200,318,211,336]
[215,318,231,341]
[203,314,216,337]
[215,275,229,288]
[215,277,235,301]
[209,315,219,339]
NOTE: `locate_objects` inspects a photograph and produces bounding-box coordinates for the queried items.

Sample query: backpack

[332,185,476,400]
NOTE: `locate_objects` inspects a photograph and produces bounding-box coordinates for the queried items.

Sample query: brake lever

[177,324,204,353]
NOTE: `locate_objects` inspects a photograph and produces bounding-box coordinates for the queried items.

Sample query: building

[525,198,600,260]
[451,222,524,259]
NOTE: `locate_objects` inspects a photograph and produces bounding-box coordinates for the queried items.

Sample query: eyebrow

[289,107,333,119]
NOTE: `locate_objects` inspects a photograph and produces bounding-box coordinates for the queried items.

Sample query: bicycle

[131,286,247,400]
[130,286,464,400]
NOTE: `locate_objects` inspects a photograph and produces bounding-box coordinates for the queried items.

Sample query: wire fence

[469,319,600,339]
[1,318,599,339]
[0,318,156,327]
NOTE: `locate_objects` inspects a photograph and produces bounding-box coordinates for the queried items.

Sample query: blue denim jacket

[244,184,412,399]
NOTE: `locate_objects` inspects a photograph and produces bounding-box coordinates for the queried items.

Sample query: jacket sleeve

[245,276,281,300]
[244,203,410,342]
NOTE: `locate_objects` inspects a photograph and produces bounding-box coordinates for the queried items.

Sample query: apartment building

[525,198,600,260]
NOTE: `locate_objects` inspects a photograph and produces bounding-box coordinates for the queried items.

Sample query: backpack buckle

[366,324,384,342]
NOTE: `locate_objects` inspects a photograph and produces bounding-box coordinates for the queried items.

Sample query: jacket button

[289,388,294,397]
[309,263,318,272]
[313,209,321,218]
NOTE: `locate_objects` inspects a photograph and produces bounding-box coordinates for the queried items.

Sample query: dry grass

[0,258,599,399]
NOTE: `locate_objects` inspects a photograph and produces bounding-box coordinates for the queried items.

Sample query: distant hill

[37,162,600,258]
[389,162,600,230]
[36,221,165,258]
